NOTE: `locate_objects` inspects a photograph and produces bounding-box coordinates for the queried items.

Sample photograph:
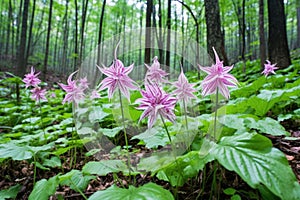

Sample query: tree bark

[268,0,291,68]
[259,0,266,69]
[16,0,29,77]
[165,0,171,73]
[145,0,152,64]
[42,0,53,80]
[26,0,36,61]
[204,0,228,65]
[296,0,300,48]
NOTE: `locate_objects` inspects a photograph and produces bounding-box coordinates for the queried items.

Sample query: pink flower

[31,87,47,101]
[97,44,137,101]
[136,83,177,129]
[91,89,101,99]
[145,56,168,84]
[173,68,196,102]
[262,60,278,77]
[198,47,238,99]
[23,66,41,88]
[58,71,85,104]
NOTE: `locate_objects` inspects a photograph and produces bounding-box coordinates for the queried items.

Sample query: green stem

[38,100,47,142]
[118,89,131,175]
[182,99,189,130]
[213,89,219,140]
[160,114,172,143]
[33,154,37,185]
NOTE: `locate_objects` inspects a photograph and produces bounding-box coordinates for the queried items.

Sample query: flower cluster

[23,67,47,102]
[60,47,242,130]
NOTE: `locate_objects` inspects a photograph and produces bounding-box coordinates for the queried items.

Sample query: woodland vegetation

[0,0,300,199]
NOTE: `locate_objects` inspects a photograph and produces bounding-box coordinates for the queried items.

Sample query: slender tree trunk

[26,0,36,61]
[259,0,266,68]
[165,0,171,73]
[74,0,79,71]
[42,0,53,80]
[145,0,152,64]
[62,0,69,72]
[268,0,291,68]
[204,0,228,65]
[79,0,89,66]
[5,0,13,56]
[97,0,106,65]
[17,0,29,77]
[296,0,300,48]
[16,0,24,59]
[158,0,164,63]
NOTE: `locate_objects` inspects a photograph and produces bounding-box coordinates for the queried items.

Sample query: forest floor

[0,68,299,199]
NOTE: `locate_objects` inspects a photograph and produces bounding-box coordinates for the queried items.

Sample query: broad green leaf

[0,143,33,160]
[83,160,129,176]
[210,133,300,200]
[131,127,169,149]
[28,176,59,200]
[247,117,289,136]
[88,183,174,200]
[59,170,95,192]
[88,106,110,122]
[101,127,122,138]
[42,156,62,168]
[0,184,21,199]
[156,150,214,186]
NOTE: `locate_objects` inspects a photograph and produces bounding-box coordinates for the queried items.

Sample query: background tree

[204,0,228,65]
[268,0,291,68]
[145,0,152,64]
[17,0,29,77]
[259,0,266,68]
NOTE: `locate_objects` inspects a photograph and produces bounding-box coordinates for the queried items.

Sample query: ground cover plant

[0,47,300,200]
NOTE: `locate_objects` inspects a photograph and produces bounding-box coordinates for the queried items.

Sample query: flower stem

[38,100,47,142]
[118,89,131,175]
[182,99,189,130]
[160,114,172,143]
[213,88,219,140]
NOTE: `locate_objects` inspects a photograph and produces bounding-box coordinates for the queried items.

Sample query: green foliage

[29,176,60,200]
[210,133,300,200]
[88,183,174,200]
[0,184,22,200]
[83,160,130,176]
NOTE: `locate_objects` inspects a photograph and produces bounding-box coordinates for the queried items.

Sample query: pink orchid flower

[136,83,177,129]
[23,66,41,88]
[58,71,85,104]
[31,87,47,101]
[262,60,278,77]
[145,56,168,84]
[198,47,238,99]
[173,67,196,103]
[97,43,137,101]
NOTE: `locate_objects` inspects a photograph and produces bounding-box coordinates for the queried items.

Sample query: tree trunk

[158,0,164,63]
[204,0,228,65]
[79,0,89,65]
[145,0,152,64]
[5,0,13,56]
[268,0,291,68]
[42,0,53,80]
[16,0,29,77]
[165,0,171,73]
[259,0,266,68]
[97,0,106,65]
[74,0,79,71]
[296,0,300,48]
[26,0,36,61]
